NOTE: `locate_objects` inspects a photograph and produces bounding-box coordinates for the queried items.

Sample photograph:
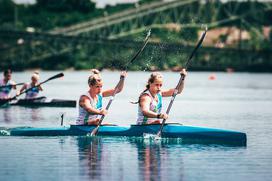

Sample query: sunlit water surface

[0,71,272,181]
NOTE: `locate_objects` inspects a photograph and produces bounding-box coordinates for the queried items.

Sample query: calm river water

[0,71,272,181]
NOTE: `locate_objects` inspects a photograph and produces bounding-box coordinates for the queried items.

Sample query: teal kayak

[10,123,247,145]
[0,97,76,108]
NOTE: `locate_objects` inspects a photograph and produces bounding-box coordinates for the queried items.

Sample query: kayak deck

[9,98,76,108]
[10,124,247,145]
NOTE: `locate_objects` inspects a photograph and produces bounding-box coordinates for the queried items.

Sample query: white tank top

[76,92,103,125]
[25,83,40,99]
[0,79,15,99]
[136,91,162,125]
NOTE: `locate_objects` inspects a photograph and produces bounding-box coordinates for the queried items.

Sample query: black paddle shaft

[18,73,64,98]
[157,28,208,137]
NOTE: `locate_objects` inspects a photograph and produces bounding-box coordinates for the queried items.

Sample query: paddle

[0,73,64,106]
[0,83,24,89]
[90,29,152,136]
[156,27,208,137]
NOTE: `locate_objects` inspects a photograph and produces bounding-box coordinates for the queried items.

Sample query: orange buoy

[208,74,216,80]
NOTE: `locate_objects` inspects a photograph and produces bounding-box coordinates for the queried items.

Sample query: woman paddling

[19,71,44,100]
[76,69,127,125]
[134,69,187,125]
[0,69,17,100]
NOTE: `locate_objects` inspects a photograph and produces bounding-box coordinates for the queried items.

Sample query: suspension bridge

[0,0,271,71]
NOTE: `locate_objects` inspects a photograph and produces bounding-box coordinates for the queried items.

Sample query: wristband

[181,74,185,80]
[157,113,161,119]
[120,75,125,79]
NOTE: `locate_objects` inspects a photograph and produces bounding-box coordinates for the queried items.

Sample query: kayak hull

[10,124,247,145]
[7,98,76,108]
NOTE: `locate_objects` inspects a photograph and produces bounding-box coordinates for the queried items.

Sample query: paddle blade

[47,73,64,81]
[156,131,162,138]
[0,100,9,106]
[185,27,207,69]
[90,126,99,136]
[125,29,151,69]
[143,133,160,140]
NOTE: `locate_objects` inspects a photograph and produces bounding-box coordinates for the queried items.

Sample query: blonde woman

[19,71,43,100]
[135,69,187,125]
[76,69,127,125]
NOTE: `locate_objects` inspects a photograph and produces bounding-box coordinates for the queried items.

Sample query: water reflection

[129,138,185,181]
[132,138,174,181]
[137,140,162,181]
[75,136,186,180]
[28,108,40,122]
[77,136,103,180]
[2,107,12,123]
[0,106,43,123]
[74,136,246,180]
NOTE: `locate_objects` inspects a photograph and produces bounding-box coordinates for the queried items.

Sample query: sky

[12,0,272,8]
[13,0,35,4]
[12,0,139,8]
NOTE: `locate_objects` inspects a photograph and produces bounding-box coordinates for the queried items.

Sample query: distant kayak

[0,97,76,108]
[10,123,247,146]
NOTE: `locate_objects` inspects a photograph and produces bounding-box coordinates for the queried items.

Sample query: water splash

[143,133,185,145]
[0,129,10,136]
[143,133,156,139]
[143,133,162,141]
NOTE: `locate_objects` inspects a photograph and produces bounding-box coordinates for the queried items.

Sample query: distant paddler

[76,69,127,125]
[133,69,187,125]
[18,71,44,100]
[0,69,17,100]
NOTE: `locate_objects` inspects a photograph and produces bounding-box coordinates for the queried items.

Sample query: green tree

[0,0,15,23]
[35,0,95,13]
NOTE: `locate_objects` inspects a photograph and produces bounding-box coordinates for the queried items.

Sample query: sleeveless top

[25,83,40,99]
[76,92,103,125]
[0,79,15,99]
[137,91,162,125]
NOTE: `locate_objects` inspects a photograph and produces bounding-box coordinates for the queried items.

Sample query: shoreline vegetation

[0,0,271,72]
